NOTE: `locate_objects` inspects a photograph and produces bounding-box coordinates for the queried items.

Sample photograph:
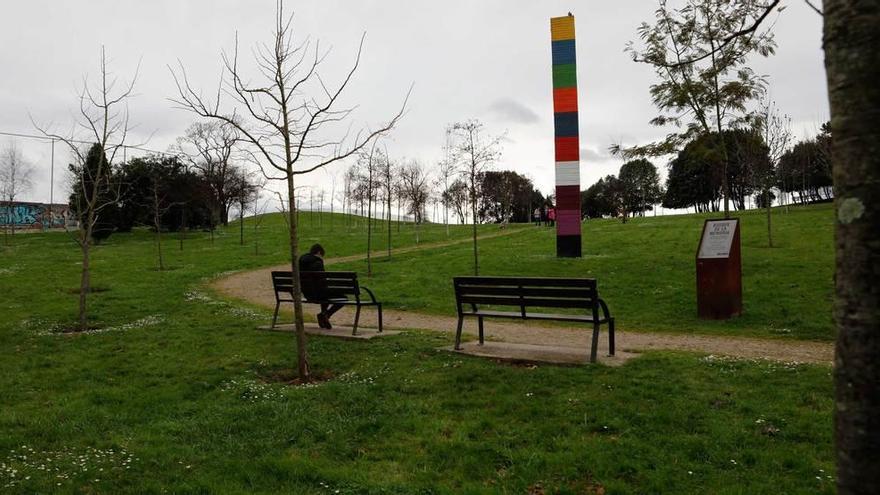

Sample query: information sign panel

[698,220,737,259]
[696,218,742,319]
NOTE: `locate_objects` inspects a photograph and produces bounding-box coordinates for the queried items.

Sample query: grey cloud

[487,98,540,125]
[580,146,613,162]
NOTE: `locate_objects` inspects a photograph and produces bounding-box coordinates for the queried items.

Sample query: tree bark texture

[824,1,880,492]
[286,172,310,380]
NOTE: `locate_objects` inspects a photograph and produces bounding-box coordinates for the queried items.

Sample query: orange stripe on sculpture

[553,88,578,113]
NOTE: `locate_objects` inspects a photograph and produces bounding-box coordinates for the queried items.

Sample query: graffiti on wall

[0,202,72,229]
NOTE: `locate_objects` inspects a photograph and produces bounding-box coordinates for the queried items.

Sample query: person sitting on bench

[299,243,345,329]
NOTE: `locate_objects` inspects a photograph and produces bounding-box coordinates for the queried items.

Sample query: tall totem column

[550,14,582,258]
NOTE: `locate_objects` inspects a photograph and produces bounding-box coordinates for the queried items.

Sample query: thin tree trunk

[156,229,164,271]
[78,227,92,331]
[239,204,245,246]
[387,187,392,259]
[179,206,186,251]
[766,189,773,248]
[825,1,880,492]
[286,172,309,381]
[471,170,479,276]
[367,185,373,277]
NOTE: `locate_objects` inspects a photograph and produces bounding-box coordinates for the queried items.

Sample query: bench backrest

[271,270,360,300]
[453,276,599,316]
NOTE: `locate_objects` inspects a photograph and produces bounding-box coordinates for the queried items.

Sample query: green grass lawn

[0,207,835,493]
[334,204,835,341]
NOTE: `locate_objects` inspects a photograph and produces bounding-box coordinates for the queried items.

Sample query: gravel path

[211,231,834,366]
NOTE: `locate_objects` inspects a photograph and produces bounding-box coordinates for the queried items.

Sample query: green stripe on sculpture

[552,64,577,88]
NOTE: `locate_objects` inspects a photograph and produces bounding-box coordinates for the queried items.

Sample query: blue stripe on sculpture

[551,40,576,66]
[553,111,579,138]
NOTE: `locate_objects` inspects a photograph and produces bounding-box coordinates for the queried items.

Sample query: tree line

[582,123,832,221]
[68,121,259,245]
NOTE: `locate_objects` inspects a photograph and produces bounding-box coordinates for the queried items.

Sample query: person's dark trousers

[319,290,347,319]
[321,302,344,318]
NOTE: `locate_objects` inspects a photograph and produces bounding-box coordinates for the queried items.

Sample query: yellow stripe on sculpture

[550,15,575,41]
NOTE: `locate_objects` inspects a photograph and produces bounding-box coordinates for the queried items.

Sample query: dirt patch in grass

[148,266,182,272]
[56,324,105,334]
[255,366,336,387]
[64,286,111,294]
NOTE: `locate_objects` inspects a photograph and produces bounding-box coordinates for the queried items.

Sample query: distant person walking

[298,243,345,329]
[533,208,541,226]
[547,207,556,227]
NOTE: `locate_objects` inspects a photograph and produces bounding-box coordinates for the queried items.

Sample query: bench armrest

[361,286,379,303]
[598,297,612,320]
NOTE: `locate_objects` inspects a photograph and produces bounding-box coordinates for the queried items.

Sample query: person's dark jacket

[299,252,325,273]
[298,253,326,300]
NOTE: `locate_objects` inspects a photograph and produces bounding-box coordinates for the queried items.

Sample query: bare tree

[437,126,458,236]
[229,168,262,246]
[380,145,397,258]
[170,1,407,381]
[252,196,270,256]
[398,159,431,244]
[443,178,469,225]
[343,164,357,231]
[450,120,503,275]
[0,142,35,244]
[358,141,381,276]
[316,188,325,228]
[147,173,175,271]
[753,98,791,247]
[35,47,137,332]
[173,121,240,226]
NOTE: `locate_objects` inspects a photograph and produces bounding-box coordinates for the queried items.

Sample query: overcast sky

[0,0,828,208]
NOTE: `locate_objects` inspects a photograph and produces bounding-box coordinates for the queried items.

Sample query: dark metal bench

[453,276,614,363]
[270,271,383,335]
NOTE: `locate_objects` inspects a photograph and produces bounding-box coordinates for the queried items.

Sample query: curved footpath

[212,230,833,366]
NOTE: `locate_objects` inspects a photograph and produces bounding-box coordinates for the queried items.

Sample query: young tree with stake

[36,47,137,332]
[170,1,407,381]
[0,143,35,244]
[450,119,503,275]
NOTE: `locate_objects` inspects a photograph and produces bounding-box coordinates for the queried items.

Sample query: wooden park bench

[271,271,383,335]
[452,276,615,363]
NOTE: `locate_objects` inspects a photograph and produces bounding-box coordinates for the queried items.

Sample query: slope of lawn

[0,208,834,493]
[334,204,835,341]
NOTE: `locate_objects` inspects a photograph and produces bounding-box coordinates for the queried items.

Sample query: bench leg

[271,301,280,329]
[609,318,616,356]
[352,305,361,336]
[478,316,485,345]
[377,304,383,332]
[590,322,600,364]
[454,315,464,350]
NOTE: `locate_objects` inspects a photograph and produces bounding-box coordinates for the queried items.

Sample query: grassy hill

[0,207,835,493]
[333,204,835,340]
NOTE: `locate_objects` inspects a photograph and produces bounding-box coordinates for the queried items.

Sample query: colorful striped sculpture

[550,14,582,258]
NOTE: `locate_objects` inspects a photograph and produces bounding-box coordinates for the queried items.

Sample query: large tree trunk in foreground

[824,1,880,492]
